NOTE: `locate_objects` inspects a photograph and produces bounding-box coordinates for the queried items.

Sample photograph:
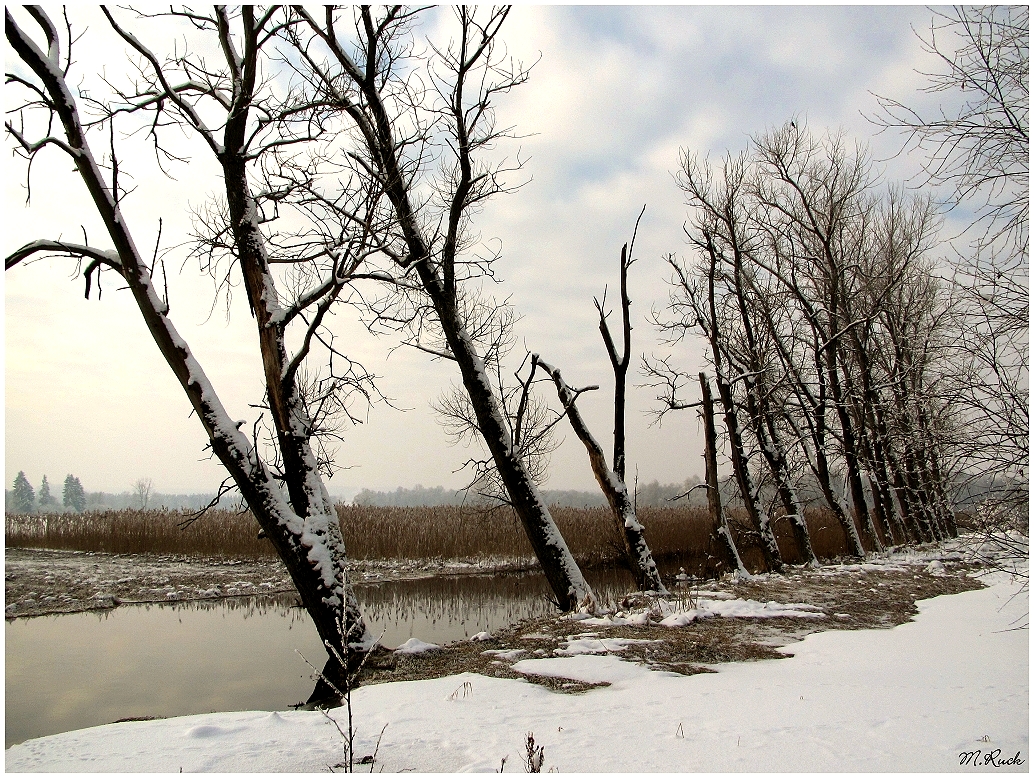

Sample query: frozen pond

[6,568,637,747]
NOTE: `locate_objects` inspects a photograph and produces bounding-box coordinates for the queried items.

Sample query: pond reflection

[6,567,640,748]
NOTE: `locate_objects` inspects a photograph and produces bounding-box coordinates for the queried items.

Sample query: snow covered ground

[6,569,1027,772]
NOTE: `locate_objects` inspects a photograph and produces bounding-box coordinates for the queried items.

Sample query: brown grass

[5,504,853,569]
[4,510,272,558]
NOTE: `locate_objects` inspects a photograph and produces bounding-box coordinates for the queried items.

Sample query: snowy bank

[6,573,1027,772]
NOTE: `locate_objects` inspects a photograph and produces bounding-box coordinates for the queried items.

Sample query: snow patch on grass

[394,638,440,655]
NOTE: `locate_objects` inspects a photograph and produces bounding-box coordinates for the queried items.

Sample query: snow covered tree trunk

[218,158,371,686]
[417,272,597,611]
[699,374,749,577]
[538,358,667,593]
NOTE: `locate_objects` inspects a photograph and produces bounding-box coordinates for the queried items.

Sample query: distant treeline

[3,489,236,514]
[353,478,710,508]
[7,473,1010,517]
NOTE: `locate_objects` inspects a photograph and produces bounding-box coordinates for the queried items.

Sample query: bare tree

[654,119,964,563]
[6,6,380,697]
[872,6,1029,533]
[289,7,596,611]
[654,154,786,571]
[871,6,1028,259]
[533,212,665,592]
[133,478,154,510]
[675,152,819,566]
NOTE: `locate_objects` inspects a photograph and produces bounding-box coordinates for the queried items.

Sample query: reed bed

[5,510,272,558]
[6,504,852,570]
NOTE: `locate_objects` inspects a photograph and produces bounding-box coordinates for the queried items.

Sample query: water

[6,568,638,748]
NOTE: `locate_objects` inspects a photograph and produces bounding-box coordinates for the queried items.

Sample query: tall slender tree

[12,472,36,514]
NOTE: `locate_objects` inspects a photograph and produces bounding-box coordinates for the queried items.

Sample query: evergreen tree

[12,472,36,513]
[38,475,55,507]
[63,474,86,513]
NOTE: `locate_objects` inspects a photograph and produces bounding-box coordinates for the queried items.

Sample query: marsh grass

[5,504,853,569]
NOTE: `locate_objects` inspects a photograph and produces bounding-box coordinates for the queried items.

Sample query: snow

[576,596,826,628]
[6,571,1026,772]
[551,635,658,656]
[482,649,525,661]
[394,638,440,655]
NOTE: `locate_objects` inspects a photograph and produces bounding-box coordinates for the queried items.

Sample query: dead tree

[537,357,666,593]
[526,212,665,593]
[291,7,596,611]
[5,6,375,692]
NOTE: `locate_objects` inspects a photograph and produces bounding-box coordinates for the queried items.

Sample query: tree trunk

[700,374,749,577]
[826,348,883,552]
[745,387,819,566]
[4,10,373,687]
[417,267,596,611]
[539,358,666,593]
[713,376,784,572]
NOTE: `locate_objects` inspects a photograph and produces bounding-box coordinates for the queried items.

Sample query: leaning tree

[6,5,389,693]
[288,6,597,611]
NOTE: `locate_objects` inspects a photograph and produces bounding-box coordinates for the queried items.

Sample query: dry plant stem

[524,733,544,773]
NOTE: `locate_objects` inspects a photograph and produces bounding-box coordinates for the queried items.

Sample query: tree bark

[700,374,750,577]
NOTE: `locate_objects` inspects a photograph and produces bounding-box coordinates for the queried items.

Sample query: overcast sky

[4,5,957,498]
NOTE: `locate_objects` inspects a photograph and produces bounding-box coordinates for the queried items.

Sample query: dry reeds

[4,509,273,558]
[5,503,853,569]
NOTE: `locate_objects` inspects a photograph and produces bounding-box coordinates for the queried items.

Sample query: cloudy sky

[4,5,957,498]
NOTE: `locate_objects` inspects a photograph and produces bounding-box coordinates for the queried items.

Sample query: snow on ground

[573,593,828,629]
[6,570,1026,773]
[394,638,441,655]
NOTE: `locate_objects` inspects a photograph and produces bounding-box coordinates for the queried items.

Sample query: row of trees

[649,125,958,569]
[644,6,1027,571]
[10,472,86,513]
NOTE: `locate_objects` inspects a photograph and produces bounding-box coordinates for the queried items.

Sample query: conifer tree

[38,475,55,508]
[12,472,36,514]
[63,475,86,513]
